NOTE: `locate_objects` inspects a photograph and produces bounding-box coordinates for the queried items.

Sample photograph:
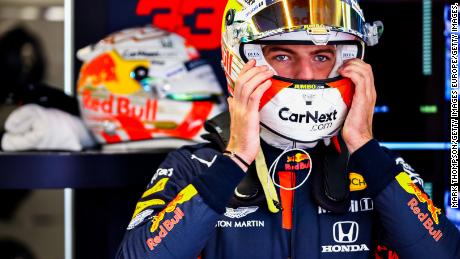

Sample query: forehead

[262,44,336,54]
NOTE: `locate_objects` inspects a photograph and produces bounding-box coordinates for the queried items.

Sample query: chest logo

[224,206,259,219]
[322,221,370,253]
[333,221,359,243]
[349,172,367,191]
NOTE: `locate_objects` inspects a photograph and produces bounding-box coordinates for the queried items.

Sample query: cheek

[315,63,335,78]
[270,63,294,78]
[315,68,332,79]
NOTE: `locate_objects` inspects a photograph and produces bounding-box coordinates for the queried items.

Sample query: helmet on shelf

[77,26,225,148]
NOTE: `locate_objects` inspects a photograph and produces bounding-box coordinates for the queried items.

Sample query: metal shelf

[0,150,168,189]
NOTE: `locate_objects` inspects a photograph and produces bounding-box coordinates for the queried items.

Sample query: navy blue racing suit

[116,139,460,258]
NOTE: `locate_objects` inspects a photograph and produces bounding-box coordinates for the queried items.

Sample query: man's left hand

[338,59,376,154]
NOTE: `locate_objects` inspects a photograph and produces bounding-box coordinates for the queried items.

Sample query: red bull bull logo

[287,153,310,163]
[396,172,443,242]
[150,184,197,233]
[78,53,117,89]
[408,182,441,224]
[78,50,149,95]
[396,172,442,225]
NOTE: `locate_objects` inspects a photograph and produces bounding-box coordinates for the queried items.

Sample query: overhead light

[420,105,438,114]
[44,6,64,21]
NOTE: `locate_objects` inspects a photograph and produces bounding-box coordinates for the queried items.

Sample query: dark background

[74,0,449,142]
[73,0,455,258]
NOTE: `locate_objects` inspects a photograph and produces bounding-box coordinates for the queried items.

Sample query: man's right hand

[226,59,273,170]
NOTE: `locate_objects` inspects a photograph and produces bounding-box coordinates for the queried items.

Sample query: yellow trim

[150,184,198,232]
[132,199,166,219]
[142,178,169,198]
[395,172,416,194]
[256,148,280,213]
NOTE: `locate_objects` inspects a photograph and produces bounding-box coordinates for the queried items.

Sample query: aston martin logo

[224,206,259,219]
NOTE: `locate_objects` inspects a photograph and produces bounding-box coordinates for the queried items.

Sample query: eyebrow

[311,48,335,55]
[263,46,335,56]
[263,46,296,55]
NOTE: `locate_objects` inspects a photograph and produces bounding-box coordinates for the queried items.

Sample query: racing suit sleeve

[349,139,460,258]
[116,147,246,258]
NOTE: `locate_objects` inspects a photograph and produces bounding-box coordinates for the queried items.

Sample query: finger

[339,64,374,98]
[340,60,374,82]
[240,70,274,103]
[339,69,373,105]
[339,69,366,89]
[247,79,272,110]
[234,66,269,100]
[339,62,367,78]
[340,69,376,114]
[342,58,367,68]
[238,59,256,77]
[233,60,256,99]
[238,66,269,86]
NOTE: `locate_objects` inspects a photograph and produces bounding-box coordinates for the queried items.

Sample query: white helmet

[77,26,225,148]
[221,0,382,148]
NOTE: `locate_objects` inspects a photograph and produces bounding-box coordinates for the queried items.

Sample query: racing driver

[117,0,460,258]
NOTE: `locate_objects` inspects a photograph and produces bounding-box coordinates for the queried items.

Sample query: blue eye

[274,55,289,61]
[314,55,329,62]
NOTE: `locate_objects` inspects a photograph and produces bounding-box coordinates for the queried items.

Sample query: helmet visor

[252,0,365,36]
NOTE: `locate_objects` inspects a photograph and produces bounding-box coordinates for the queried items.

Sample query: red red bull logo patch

[146,206,185,251]
[81,90,157,122]
[285,153,311,171]
[396,172,443,242]
[407,198,443,242]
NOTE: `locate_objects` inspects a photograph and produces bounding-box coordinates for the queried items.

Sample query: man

[117,0,460,258]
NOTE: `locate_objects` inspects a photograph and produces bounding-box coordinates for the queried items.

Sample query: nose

[294,59,315,80]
